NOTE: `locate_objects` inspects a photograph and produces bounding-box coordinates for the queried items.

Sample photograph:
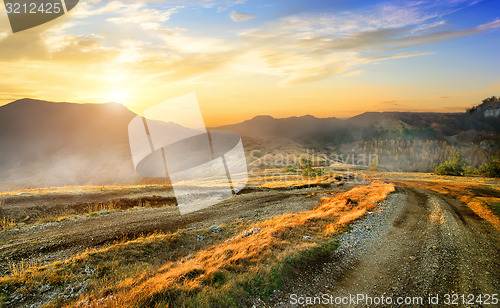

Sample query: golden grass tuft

[465,200,500,230]
[1,216,16,231]
[8,259,40,277]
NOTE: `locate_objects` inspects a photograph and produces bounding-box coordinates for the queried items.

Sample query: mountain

[468,96,500,118]
[0,98,498,190]
[0,99,139,191]
[220,115,347,139]
[223,110,499,144]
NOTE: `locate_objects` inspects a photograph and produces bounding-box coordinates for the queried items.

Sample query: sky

[0,0,499,125]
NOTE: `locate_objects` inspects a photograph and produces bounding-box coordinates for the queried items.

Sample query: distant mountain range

[0,98,498,191]
[221,108,499,144]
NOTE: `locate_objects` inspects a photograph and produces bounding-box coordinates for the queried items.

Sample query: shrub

[434,153,466,176]
[281,165,297,174]
[301,165,323,177]
[476,157,500,178]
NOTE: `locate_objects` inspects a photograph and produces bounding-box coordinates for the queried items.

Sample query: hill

[224,110,499,144]
[0,97,499,190]
[0,99,139,191]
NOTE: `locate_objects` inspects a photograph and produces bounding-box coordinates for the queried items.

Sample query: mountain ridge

[0,98,498,190]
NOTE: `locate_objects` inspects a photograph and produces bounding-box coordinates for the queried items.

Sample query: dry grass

[0,184,170,198]
[475,197,500,217]
[246,169,362,189]
[84,200,118,214]
[1,199,17,231]
[8,259,40,277]
[397,179,500,231]
[75,181,394,307]
[1,216,16,231]
[28,201,118,226]
[7,199,134,228]
[0,222,248,307]
[36,215,71,224]
[367,171,500,189]
[465,200,500,230]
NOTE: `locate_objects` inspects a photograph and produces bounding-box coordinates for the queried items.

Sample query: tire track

[268,186,500,307]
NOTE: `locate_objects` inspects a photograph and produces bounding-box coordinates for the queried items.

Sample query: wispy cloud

[230,11,256,22]
[107,6,182,30]
[231,0,497,84]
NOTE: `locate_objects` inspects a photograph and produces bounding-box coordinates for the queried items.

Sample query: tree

[467,95,499,113]
[369,156,379,171]
[476,157,500,178]
[434,153,466,176]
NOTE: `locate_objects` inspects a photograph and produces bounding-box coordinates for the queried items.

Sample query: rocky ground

[0,185,345,276]
[263,185,500,307]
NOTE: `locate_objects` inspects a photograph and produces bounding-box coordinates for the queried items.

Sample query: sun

[106,90,130,105]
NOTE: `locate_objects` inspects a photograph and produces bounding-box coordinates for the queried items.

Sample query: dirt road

[267,186,500,307]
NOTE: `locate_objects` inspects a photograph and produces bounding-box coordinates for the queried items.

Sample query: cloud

[230,11,256,22]
[107,5,182,30]
[232,0,499,85]
[375,100,399,107]
[215,0,247,11]
[0,0,497,106]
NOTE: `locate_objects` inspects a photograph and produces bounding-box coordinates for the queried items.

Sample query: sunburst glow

[106,91,130,105]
